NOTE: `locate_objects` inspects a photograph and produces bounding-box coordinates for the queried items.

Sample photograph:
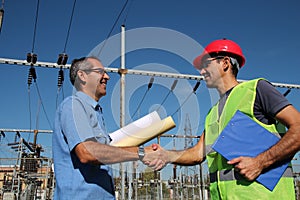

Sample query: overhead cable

[31,0,40,54]
[97,0,130,56]
[34,82,53,130]
[171,81,201,117]
[27,66,53,140]
[55,0,75,97]
[26,0,40,95]
[62,0,77,53]
[122,0,134,25]
[131,77,154,120]
[0,0,4,34]
[157,79,178,112]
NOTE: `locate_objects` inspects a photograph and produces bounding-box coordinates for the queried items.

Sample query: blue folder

[211,110,290,191]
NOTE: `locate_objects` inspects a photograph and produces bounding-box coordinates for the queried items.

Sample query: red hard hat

[193,38,246,69]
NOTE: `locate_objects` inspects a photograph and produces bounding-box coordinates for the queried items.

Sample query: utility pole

[120,24,126,200]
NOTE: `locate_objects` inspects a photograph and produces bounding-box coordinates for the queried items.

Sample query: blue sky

[0,0,300,174]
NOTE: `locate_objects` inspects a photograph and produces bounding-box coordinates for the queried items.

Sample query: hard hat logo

[193,38,246,69]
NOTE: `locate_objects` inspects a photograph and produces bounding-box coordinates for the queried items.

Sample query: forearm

[258,124,300,169]
[168,147,205,166]
[76,141,139,165]
[228,106,300,181]
[167,135,205,166]
[258,106,300,169]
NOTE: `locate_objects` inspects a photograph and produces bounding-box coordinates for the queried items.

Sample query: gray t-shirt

[219,80,290,125]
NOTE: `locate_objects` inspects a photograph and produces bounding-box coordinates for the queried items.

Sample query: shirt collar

[75,91,99,110]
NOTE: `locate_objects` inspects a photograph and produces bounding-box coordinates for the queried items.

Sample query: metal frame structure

[1,57,300,88]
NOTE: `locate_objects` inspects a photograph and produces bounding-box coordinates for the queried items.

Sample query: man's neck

[217,78,239,96]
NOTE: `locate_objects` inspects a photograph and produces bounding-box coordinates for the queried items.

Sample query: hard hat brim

[193,52,245,70]
[193,52,208,70]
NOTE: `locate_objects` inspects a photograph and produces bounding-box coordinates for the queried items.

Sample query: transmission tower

[184,114,193,149]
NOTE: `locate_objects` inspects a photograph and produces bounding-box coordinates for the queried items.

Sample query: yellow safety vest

[205,78,295,200]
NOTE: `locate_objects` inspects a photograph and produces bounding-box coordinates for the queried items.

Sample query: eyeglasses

[200,56,224,69]
[84,68,106,75]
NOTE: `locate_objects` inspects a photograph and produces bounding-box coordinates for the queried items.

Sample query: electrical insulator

[171,79,178,91]
[57,68,64,87]
[57,53,68,65]
[32,53,37,64]
[148,77,154,89]
[193,81,201,93]
[27,68,33,86]
[14,131,20,143]
[62,54,68,65]
[0,131,5,137]
[30,66,37,81]
[0,131,5,142]
[26,53,32,63]
[283,88,291,97]
[57,54,63,65]
[26,53,38,64]
[28,66,37,86]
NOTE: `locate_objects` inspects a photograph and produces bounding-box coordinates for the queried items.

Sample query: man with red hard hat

[144,39,300,199]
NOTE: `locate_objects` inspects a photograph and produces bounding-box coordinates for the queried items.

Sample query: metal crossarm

[1,57,300,88]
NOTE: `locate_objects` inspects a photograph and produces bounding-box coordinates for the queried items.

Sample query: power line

[157,79,178,112]
[31,0,40,53]
[170,81,201,117]
[131,77,154,120]
[122,0,134,25]
[97,0,130,57]
[0,0,4,34]
[63,0,77,53]
[34,81,53,130]
[27,66,38,141]
[27,66,53,137]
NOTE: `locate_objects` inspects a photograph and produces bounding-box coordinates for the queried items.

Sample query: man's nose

[104,72,110,80]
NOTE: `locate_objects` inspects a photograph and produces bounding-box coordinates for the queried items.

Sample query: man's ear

[222,57,230,72]
[76,70,86,85]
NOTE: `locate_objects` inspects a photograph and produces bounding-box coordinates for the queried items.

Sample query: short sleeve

[254,80,291,123]
[60,98,95,151]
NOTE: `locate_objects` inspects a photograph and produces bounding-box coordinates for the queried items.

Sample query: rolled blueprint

[110,111,176,147]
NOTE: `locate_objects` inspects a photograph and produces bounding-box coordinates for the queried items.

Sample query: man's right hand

[142,143,168,171]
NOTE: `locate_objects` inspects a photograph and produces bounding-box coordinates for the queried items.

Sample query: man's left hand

[228,156,263,181]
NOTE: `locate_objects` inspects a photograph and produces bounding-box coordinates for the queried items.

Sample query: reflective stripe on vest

[209,166,293,183]
[205,144,214,155]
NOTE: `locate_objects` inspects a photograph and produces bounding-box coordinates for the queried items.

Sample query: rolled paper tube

[109,111,161,143]
[110,116,176,147]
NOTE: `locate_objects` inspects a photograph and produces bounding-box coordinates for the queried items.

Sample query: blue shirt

[52,91,115,200]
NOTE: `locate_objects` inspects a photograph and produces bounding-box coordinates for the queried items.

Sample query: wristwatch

[138,146,145,160]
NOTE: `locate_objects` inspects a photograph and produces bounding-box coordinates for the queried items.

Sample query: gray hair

[230,57,240,70]
[69,56,100,86]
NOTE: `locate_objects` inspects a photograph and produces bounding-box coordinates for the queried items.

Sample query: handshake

[141,144,169,171]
